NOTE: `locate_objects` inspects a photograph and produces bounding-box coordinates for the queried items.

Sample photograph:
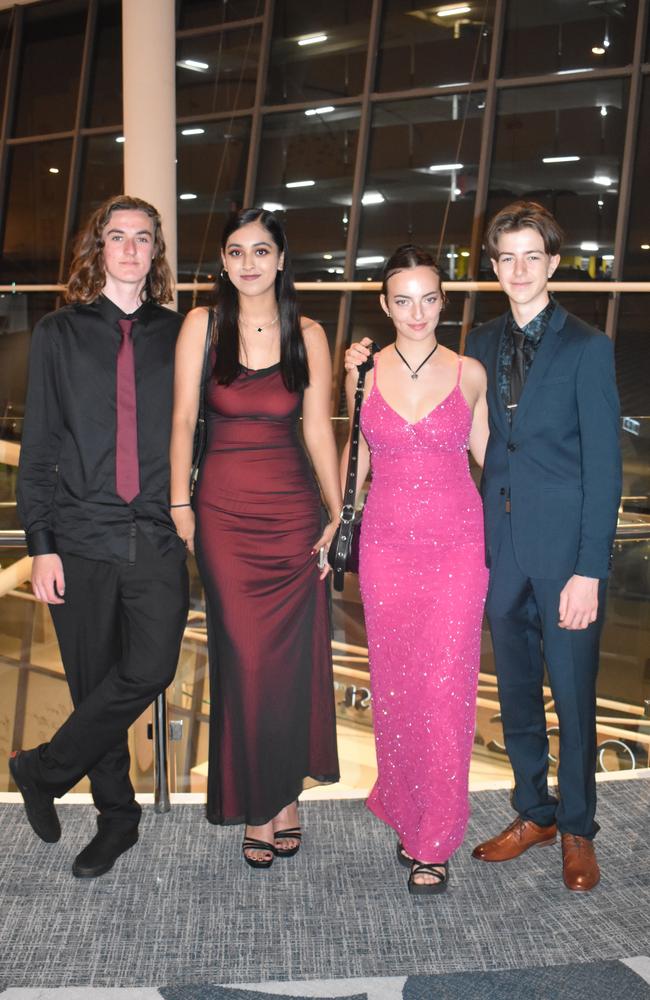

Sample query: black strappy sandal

[397,841,412,867]
[407,860,449,895]
[273,827,302,859]
[242,836,275,869]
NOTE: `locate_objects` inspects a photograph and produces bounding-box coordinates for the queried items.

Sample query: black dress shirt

[498,298,556,419]
[17,294,184,563]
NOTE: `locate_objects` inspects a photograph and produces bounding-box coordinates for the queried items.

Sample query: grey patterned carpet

[0,778,649,995]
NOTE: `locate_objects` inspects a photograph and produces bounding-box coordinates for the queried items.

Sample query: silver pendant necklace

[247,314,279,334]
[394,341,438,379]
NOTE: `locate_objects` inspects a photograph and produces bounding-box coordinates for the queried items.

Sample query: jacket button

[507,443,516,452]
[499,487,505,495]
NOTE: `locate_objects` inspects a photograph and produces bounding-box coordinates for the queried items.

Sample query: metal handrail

[2,280,650,294]
[0,529,171,810]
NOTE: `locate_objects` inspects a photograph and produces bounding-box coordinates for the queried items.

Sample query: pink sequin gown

[359,355,488,863]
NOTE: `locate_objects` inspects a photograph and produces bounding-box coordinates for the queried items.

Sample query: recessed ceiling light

[305,106,335,117]
[179,193,198,200]
[356,255,385,266]
[542,155,580,164]
[602,254,615,261]
[285,179,315,188]
[593,175,613,186]
[600,105,608,117]
[48,167,59,174]
[181,128,205,136]
[297,34,327,46]
[429,162,464,172]
[580,241,600,252]
[460,251,470,257]
[115,136,125,143]
[598,199,604,207]
[437,5,471,16]
[262,202,283,212]
[361,191,385,205]
[641,244,650,250]
[592,46,606,55]
[178,59,209,72]
[323,253,333,260]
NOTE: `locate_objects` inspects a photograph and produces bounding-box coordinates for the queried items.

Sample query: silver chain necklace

[242,314,280,334]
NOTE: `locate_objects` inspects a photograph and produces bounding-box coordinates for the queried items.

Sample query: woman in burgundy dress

[170,209,341,867]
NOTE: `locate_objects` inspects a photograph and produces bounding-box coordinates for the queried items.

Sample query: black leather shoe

[72,825,139,878]
[9,750,61,843]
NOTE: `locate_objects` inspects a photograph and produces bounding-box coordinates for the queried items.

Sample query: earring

[220,267,228,279]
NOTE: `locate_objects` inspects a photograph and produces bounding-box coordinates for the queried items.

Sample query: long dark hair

[382,244,447,306]
[212,208,309,392]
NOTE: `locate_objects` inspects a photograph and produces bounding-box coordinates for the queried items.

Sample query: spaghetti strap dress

[359,355,488,863]
[194,360,340,825]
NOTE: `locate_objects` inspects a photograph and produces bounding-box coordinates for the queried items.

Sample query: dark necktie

[509,328,526,410]
[115,318,140,503]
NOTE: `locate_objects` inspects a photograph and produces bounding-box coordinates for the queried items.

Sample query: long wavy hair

[212,208,309,392]
[382,244,447,306]
[65,195,174,305]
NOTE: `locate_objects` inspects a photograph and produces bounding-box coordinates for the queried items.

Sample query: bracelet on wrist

[171,502,191,508]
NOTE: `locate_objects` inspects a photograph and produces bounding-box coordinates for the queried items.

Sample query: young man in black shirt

[12,195,189,878]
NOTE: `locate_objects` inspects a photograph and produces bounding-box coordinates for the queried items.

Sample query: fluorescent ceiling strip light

[437,5,471,16]
[179,193,197,200]
[285,179,315,188]
[356,256,385,266]
[556,67,594,74]
[580,241,599,252]
[298,34,327,46]
[262,202,283,212]
[429,162,463,171]
[361,192,385,205]
[542,155,580,163]
[305,106,335,116]
[182,128,205,136]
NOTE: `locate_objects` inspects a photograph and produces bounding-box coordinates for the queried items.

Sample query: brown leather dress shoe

[561,834,600,891]
[472,816,557,861]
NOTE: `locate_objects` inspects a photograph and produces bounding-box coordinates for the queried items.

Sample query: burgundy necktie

[115,318,140,503]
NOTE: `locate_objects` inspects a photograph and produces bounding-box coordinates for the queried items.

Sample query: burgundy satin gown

[194,360,339,825]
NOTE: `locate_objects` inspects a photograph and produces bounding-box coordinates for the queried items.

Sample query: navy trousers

[485,521,607,839]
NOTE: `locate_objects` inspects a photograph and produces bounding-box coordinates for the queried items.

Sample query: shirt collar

[93,293,155,328]
[509,298,556,345]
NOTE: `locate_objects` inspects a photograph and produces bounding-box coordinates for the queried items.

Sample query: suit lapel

[512,304,567,430]
[486,314,510,437]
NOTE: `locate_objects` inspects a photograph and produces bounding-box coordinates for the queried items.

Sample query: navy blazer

[465,304,621,581]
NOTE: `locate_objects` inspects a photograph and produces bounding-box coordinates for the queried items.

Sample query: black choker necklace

[394,341,438,379]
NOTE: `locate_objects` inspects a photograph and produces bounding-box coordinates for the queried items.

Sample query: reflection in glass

[74,135,124,255]
[624,79,650,280]
[266,0,371,105]
[13,0,87,137]
[177,0,263,31]
[358,94,484,280]
[86,0,122,128]
[502,0,638,78]
[0,294,59,436]
[176,27,260,116]
[177,119,251,281]
[376,0,494,92]
[1,141,72,283]
[256,107,360,278]
[485,80,627,277]
[0,12,11,102]
[615,296,650,418]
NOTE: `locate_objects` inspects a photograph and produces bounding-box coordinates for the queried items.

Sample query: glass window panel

[266,0,371,105]
[475,291,610,329]
[73,134,124,254]
[177,119,251,281]
[0,12,11,102]
[178,0,263,30]
[256,107,360,279]
[484,80,627,277]
[357,94,484,280]
[86,0,122,128]
[615,295,650,418]
[297,291,342,355]
[502,0,638,78]
[376,0,495,93]
[624,78,650,279]
[13,0,87,137]
[1,140,72,283]
[176,27,260,115]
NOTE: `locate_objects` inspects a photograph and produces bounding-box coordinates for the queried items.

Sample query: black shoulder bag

[189,308,215,499]
[328,343,379,592]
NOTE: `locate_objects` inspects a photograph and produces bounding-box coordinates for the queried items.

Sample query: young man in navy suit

[345,202,621,891]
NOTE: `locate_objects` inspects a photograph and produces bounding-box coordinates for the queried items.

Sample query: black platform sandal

[407,860,449,895]
[397,841,412,867]
[273,827,302,859]
[242,836,275,869]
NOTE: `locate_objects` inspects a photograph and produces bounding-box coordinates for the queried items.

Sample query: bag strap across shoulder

[341,343,379,525]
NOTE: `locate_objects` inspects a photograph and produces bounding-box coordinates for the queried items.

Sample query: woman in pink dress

[342,246,489,894]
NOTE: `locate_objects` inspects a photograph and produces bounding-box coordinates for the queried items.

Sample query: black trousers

[31,528,189,827]
[485,522,607,839]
